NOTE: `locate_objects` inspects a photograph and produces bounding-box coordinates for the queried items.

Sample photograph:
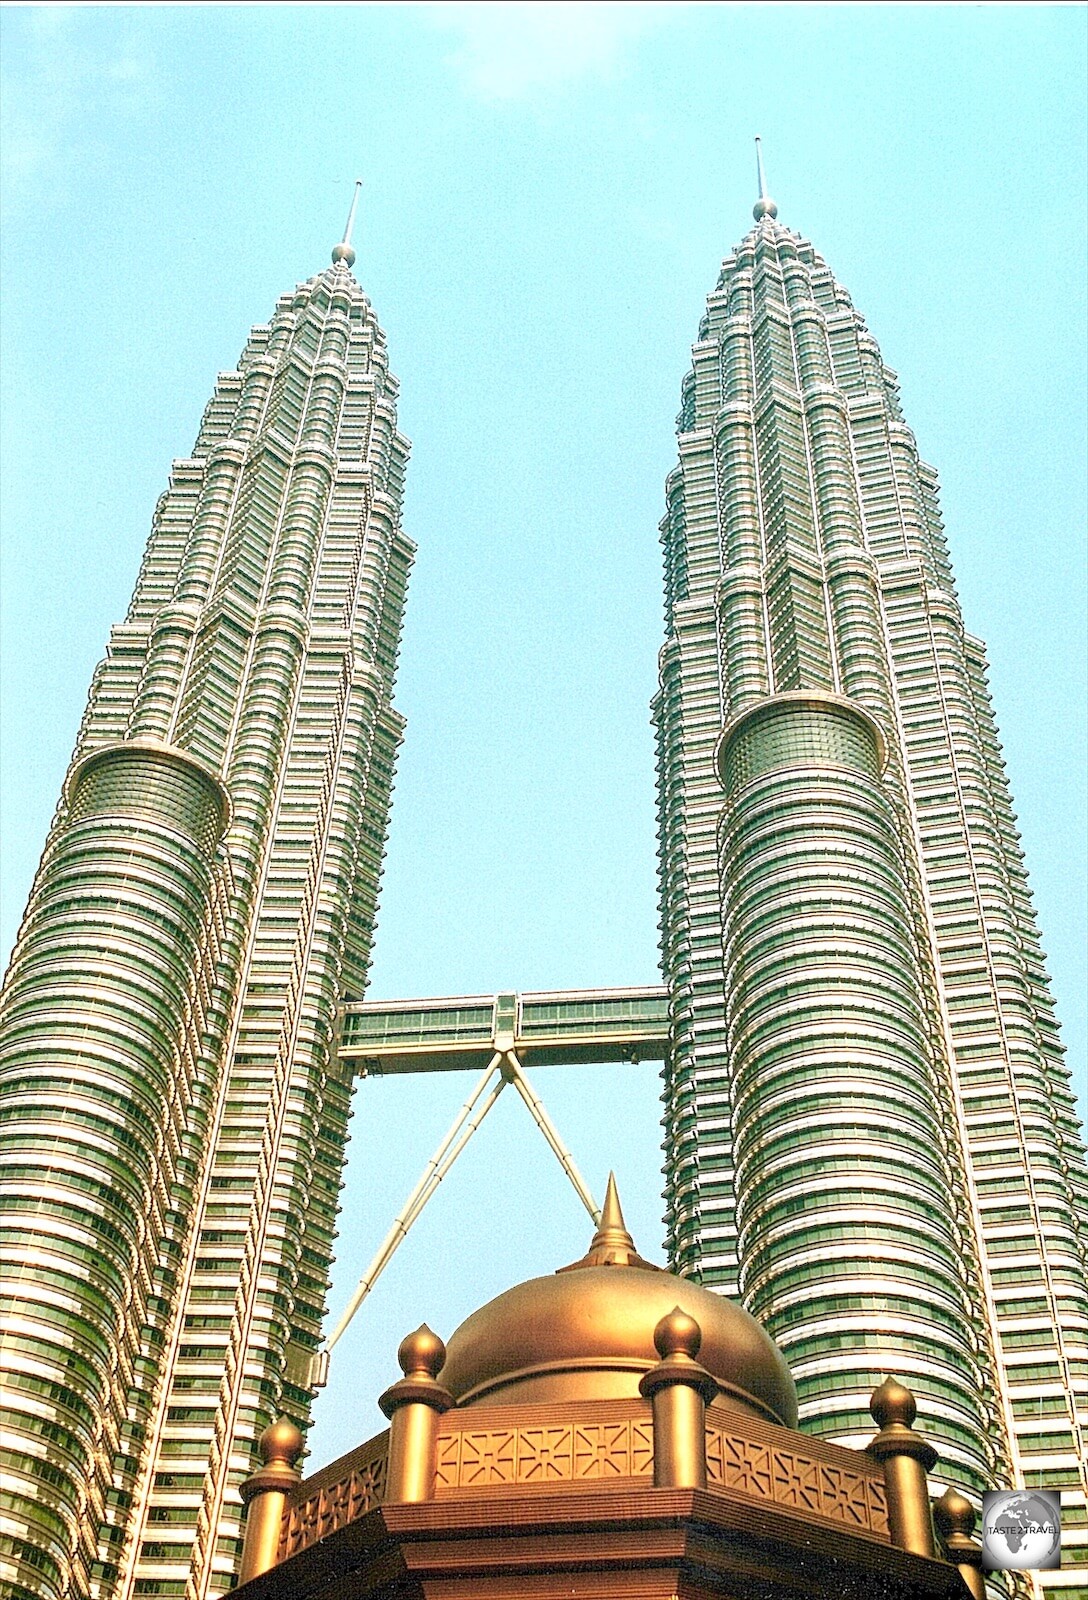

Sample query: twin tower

[1,179,1085,1599]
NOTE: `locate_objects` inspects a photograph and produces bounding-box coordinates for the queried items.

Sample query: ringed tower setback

[654,166,1088,1579]
[0,206,414,1599]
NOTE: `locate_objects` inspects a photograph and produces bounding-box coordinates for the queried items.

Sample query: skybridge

[337,984,671,1076]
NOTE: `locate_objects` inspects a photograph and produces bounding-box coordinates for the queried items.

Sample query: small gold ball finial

[933,1487,978,1539]
[380,1323,453,1428]
[257,1416,304,1468]
[398,1324,447,1381]
[654,1306,703,1362]
[870,1376,917,1430]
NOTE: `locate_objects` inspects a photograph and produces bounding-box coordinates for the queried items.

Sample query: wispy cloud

[426,2,678,102]
[1,7,156,198]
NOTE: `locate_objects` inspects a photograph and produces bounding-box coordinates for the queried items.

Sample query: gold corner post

[866,1379,938,1558]
[933,1487,987,1600]
[238,1419,304,1584]
[640,1308,719,1489]
[380,1325,454,1503]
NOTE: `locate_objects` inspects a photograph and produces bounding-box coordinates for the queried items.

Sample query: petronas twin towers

[1,172,1084,1599]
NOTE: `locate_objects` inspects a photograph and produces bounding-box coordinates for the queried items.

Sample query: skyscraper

[1,164,1084,1600]
[655,167,1087,1584]
[0,212,414,1599]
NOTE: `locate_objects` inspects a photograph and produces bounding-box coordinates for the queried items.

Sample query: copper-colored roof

[440,1177,798,1425]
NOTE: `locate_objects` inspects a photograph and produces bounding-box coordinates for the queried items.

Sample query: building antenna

[753,137,778,222]
[332,178,362,268]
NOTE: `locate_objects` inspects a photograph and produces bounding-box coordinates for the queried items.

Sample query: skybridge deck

[337,985,670,1075]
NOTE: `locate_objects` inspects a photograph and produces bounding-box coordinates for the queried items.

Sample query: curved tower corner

[0,742,229,1600]
[0,239,415,1599]
[655,193,1088,1569]
[716,692,989,1494]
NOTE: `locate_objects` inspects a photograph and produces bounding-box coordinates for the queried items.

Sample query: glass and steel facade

[655,203,1088,1586]
[0,251,413,1599]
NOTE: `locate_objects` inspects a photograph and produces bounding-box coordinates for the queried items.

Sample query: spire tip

[753,136,778,222]
[332,178,362,269]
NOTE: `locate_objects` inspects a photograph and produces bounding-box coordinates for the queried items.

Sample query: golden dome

[441,1176,798,1427]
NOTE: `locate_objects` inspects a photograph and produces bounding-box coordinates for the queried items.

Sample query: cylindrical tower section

[715,694,990,1495]
[0,740,228,1600]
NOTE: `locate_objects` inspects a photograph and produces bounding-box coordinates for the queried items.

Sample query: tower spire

[752,137,778,222]
[332,178,362,268]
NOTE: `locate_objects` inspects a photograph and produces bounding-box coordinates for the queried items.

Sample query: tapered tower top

[331,178,362,268]
[752,135,778,221]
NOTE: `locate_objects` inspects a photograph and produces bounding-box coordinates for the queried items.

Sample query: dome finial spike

[600,1170,625,1233]
[557,1169,660,1272]
[332,178,362,269]
[752,137,778,223]
[584,1172,638,1263]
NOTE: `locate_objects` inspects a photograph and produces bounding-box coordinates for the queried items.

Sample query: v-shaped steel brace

[313,1049,599,1387]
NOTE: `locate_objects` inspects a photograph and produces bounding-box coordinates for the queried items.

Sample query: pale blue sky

[1,3,1085,1467]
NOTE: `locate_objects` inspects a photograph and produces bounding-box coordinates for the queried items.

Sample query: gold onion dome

[440,1174,798,1427]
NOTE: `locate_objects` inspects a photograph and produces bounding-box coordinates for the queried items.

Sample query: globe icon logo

[981,1490,1061,1570]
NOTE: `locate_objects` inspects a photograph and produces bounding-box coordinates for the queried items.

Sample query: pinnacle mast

[332,176,363,267]
[752,135,778,221]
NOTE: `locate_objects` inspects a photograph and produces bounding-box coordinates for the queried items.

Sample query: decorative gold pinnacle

[397,1324,447,1381]
[381,1323,453,1504]
[933,1487,986,1600]
[558,1171,660,1272]
[870,1376,918,1430]
[258,1416,304,1467]
[654,1305,702,1361]
[867,1378,938,1558]
[238,1417,305,1584]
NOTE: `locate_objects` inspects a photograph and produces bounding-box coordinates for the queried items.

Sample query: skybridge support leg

[316,1047,602,1389]
[502,1051,600,1225]
[316,1056,506,1380]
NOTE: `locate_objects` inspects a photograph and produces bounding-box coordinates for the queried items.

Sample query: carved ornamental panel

[705,1426,889,1536]
[434,1416,654,1491]
[271,1403,891,1567]
[279,1449,388,1559]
